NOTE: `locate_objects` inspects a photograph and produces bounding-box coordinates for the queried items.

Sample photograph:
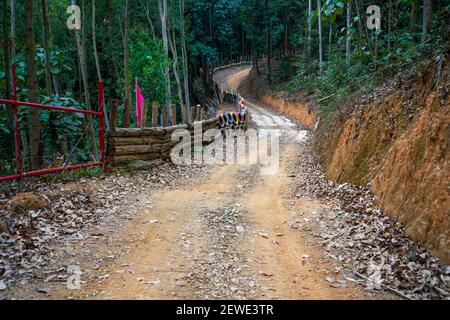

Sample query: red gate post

[98,81,105,165]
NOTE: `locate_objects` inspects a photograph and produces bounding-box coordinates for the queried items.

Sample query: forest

[0,0,449,179]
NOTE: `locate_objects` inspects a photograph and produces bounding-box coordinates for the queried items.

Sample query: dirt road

[6,66,371,300]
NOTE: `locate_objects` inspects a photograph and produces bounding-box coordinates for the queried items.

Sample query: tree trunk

[317,0,323,72]
[328,22,333,56]
[40,0,52,96]
[10,0,29,164]
[10,0,15,59]
[82,0,87,56]
[307,0,312,64]
[266,0,272,82]
[40,0,57,160]
[73,0,98,159]
[242,25,245,60]
[421,0,432,42]
[106,0,120,92]
[209,6,212,38]
[2,0,10,101]
[283,11,288,57]
[169,20,185,124]
[387,0,393,53]
[122,0,131,127]
[24,0,43,169]
[140,0,156,39]
[3,0,14,168]
[410,0,418,33]
[180,0,191,122]
[159,0,173,124]
[345,1,351,63]
[356,0,373,54]
[92,0,102,82]
[354,0,364,39]
[251,11,260,75]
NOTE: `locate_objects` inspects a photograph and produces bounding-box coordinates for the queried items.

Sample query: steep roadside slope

[314,55,449,263]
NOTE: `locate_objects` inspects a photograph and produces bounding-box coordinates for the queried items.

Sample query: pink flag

[135,79,145,127]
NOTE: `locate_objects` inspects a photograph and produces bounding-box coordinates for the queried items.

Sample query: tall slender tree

[317,0,323,72]
[40,0,52,96]
[266,0,272,82]
[2,0,13,167]
[283,10,289,57]
[73,0,98,159]
[422,0,432,42]
[122,0,131,127]
[24,0,43,169]
[387,0,393,53]
[410,0,418,33]
[307,0,312,64]
[139,0,157,39]
[169,13,186,123]
[159,0,173,123]
[180,0,191,121]
[2,0,11,101]
[92,0,102,82]
[10,0,30,162]
[9,0,15,59]
[345,0,351,63]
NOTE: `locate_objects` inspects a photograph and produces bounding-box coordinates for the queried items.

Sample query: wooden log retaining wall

[108,118,217,166]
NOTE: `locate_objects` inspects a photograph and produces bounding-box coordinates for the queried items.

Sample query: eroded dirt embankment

[314,56,449,264]
[245,70,318,129]
[244,57,449,264]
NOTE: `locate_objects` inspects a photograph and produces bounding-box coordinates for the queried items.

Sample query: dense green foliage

[278,1,450,119]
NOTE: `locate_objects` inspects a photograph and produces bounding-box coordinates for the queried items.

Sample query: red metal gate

[0,64,105,182]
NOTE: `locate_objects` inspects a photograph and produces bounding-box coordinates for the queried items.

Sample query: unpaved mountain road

[4,66,381,300]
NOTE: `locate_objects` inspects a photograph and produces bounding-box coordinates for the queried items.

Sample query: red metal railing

[0,64,105,182]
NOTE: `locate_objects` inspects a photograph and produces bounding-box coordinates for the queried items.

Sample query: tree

[422,0,432,42]
[410,0,418,33]
[345,0,351,63]
[168,10,186,124]
[40,0,52,96]
[266,0,272,81]
[92,0,102,82]
[251,7,260,74]
[122,0,131,127]
[73,0,98,159]
[2,0,11,102]
[283,10,289,57]
[2,0,13,167]
[324,0,345,57]
[307,0,312,63]
[387,0,393,53]
[139,0,157,39]
[9,0,30,163]
[180,0,191,121]
[9,0,15,59]
[24,0,43,169]
[159,0,173,124]
[317,0,323,72]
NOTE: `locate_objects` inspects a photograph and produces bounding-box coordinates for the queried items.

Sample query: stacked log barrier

[109,119,217,166]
